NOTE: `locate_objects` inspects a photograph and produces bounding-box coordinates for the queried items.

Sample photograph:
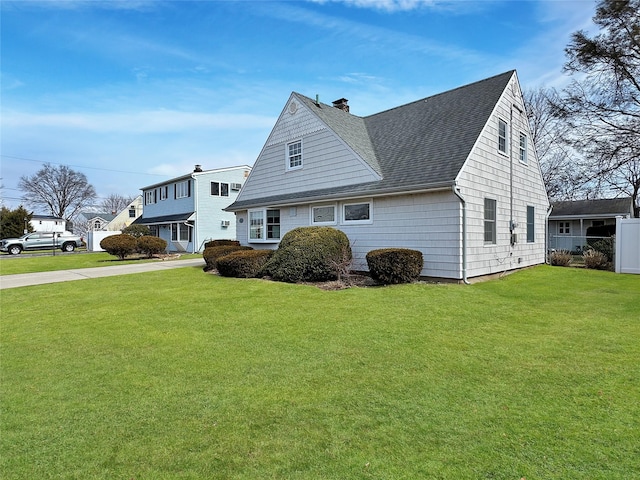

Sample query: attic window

[498,119,508,154]
[287,140,303,170]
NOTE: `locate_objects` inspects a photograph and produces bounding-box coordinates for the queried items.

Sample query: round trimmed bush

[137,235,167,258]
[366,248,424,284]
[217,249,273,278]
[100,234,138,260]
[204,239,240,249]
[203,245,252,271]
[262,226,351,283]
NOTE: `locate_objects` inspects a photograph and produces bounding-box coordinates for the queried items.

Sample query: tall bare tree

[552,0,640,216]
[19,164,96,221]
[524,87,596,201]
[101,193,136,214]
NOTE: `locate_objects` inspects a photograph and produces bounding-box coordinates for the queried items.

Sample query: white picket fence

[615,217,640,274]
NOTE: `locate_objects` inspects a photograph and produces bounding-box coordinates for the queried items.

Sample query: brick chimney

[332,98,349,113]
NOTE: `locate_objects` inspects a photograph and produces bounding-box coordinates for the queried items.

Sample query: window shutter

[174,184,177,199]
[188,180,191,197]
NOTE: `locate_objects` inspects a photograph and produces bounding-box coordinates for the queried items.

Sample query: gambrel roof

[227,70,515,211]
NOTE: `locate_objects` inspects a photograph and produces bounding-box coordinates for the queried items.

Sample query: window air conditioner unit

[230,183,242,191]
[221,220,230,227]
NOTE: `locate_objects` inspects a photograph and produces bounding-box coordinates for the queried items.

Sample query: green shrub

[100,234,138,260]
[583,249,611,270]
[262,227,352,283]
[365,248,424,284]
[589,237,615,262]
[203,245,252,271]
[203,239,240,249]
[137,236,167,258]
[549,250,573,267]
[122,224,151,238]
[217,249,273,278]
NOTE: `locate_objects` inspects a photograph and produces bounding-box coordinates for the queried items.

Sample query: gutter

[453,184,470,285]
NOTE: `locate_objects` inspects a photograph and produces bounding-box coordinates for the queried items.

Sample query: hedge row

[100,234,167,260]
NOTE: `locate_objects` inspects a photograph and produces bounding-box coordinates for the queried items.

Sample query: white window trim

[310,204,337,225]
[484,198,497,245]
[286,139,303,171]
[519,132,528,165]
[248,208,281,243]
[498,118,508,156]
[341,199,373,225]
[144,190,156,205]
[176,180,189,199]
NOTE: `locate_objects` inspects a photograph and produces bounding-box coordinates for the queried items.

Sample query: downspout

[545,204,553,264]
[453,184,470,284]
[191,174,198,253]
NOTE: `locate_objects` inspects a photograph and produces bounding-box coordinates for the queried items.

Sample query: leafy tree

[552,0,640,216]
[19,164,97,222]
[0,206,33,239]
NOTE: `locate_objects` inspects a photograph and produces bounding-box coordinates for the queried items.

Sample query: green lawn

[0,252,200,275]
[1,265,638,479]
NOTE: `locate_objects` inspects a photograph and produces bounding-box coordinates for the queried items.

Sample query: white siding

[457,74,549,278]
[239,192,463,279]
[237,98,379,202]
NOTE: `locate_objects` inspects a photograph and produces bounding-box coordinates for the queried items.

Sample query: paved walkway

[0,258,205,290]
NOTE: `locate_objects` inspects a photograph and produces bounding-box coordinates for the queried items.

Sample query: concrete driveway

[0,258,205,290]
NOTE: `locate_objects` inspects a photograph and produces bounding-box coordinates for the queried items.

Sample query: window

[498,119,508,154]
[249,209,281,241]
[484,198,497,244]
[559,222,570,234]
[343,201,372,223]
[129,207,136,218]
[211,182,229,196]
[149,225,159,236]
[171,223,191,242]
[519,133,528,164]
[145,190,156,205]
[159,185,168,201]
[527,206,535,243]
[312,205,336,224]
[287,140,303,170]
[175,180,190,199]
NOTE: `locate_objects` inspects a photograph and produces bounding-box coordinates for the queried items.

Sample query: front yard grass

[1,265,638,479]
[0,252,201,275]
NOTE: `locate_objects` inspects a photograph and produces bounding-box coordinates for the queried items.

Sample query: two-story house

[134,165,251,253]
[225,71,550,282]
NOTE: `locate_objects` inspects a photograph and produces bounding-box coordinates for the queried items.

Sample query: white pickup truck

[0,231,84,255]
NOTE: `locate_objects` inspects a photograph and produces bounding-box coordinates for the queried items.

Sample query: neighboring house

[79,196,143,232]
[133,165,251,253]
[225,70,550,282]
[30,215,66,233]
[548,197,634,252]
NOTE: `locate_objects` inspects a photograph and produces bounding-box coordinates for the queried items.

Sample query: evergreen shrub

[100,234,138,260]
[366,248,424,284]
[262,226,351,283]
[137,236,167,258]
[217,249,273,278]
[204,239,240,249]
[203,245,252,271]
[122,225,151,238]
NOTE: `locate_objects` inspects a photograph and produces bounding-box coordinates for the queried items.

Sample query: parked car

[0,231,84,255]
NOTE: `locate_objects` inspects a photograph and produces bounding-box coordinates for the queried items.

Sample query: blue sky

[1,0,597,211]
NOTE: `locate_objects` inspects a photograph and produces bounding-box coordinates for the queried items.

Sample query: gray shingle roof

[227,71,515,210]
[550,197,633,217]
[132,212,194,225]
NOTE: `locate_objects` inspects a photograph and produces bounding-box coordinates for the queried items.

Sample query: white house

[30,215,66,233]
[548,197,634,252]
[225,71,550,282]
[134,165,251,253]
